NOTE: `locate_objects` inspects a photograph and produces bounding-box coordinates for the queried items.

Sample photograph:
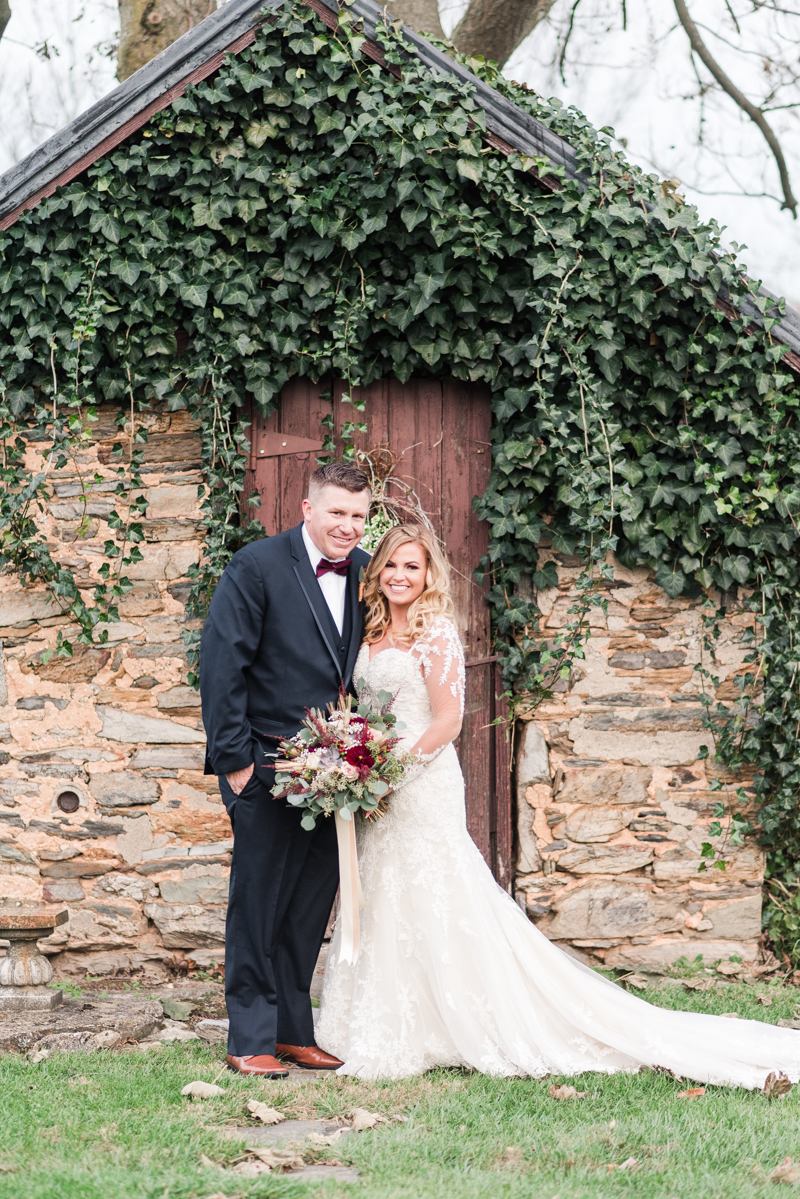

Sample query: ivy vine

[1,0,799,933]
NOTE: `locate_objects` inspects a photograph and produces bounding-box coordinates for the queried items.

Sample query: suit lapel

[343,557,364,686]
[290,523,343,679]
[345,551,369,685]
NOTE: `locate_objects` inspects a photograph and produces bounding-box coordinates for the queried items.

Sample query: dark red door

[243,378,512,889]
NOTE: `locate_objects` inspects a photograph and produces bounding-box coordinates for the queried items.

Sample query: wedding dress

[316,617,800,1088]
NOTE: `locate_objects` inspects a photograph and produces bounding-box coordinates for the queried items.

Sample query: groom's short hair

[308,462,371,501]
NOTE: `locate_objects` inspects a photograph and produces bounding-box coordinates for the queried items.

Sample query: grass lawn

[3,974,800,1199]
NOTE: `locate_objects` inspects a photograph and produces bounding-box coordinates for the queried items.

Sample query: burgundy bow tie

[316,558,351,578]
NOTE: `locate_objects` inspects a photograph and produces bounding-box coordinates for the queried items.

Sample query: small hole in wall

[56,791,80,814]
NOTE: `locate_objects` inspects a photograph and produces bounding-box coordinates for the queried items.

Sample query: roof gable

[0,0,797,365]
[1,0,797,365]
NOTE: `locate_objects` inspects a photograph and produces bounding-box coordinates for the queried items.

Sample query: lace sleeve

[407,618,465,764]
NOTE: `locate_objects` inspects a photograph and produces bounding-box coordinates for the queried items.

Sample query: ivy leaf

[314,105,346,134]
[414,268,445,303]
[652,261,685,286]
[340,228,366,250]
[88,210,121,244]
[6,386,34,414]
[533,561,558,590]
[0,264,19,293]
[456,157,483,184]
[235,197,267,222]
[144,332,178,356]
[655,562,687,598]
[723,555,750,584]
[401,204,427,232]
[249,377,277,406]
[245,120,276,148]
[110,257,141,286]
[179,283,208,308]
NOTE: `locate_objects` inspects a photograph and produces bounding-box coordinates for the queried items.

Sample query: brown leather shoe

[275,1043,343,1070]
[226,1053,289,1078]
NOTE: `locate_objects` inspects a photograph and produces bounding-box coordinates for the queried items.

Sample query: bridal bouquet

[270,689,412,830]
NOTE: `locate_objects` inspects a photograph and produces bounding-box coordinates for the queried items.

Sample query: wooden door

[243,378,512,889]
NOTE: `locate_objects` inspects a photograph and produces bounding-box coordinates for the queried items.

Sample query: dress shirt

[302,523,347,635]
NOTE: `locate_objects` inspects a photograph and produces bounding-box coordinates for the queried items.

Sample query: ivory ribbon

[335,810,365,965]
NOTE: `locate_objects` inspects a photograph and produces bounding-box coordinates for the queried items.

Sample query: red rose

[345,744,375,780]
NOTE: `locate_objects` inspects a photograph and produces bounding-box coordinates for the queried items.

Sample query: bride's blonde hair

[363,524,454,645]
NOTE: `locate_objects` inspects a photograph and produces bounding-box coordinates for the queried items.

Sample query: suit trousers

[218,771,339,1056]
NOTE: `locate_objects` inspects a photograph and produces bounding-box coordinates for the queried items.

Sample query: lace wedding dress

[316,617,800,1087]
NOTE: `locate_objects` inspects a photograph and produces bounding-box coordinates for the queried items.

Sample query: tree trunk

[453,0,557,67]
[117,0,215,82]
[0,1,11,43]
[385,0,444,40]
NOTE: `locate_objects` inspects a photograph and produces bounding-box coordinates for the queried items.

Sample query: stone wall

[1,406,764,977]
[513,549,763,969]
[0,403,225,980]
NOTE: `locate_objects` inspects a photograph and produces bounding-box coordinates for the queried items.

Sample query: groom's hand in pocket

[226,763,254,795]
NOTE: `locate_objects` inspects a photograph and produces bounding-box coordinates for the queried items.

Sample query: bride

[316,524,800,1088]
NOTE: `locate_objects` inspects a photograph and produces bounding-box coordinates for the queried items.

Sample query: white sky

[1,0,798,305]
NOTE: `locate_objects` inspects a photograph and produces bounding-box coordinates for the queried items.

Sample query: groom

[200,461,371,1076]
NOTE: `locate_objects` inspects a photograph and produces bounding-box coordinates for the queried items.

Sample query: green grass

[3,979,800,1198]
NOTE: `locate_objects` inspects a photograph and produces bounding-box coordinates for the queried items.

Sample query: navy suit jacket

[200,523,370,778]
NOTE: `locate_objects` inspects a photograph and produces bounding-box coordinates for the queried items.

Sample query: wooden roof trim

[0,26,259,232]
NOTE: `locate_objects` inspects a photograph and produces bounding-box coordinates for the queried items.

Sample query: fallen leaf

[161,996,195,1021]
[198,1153,221,1169]
[606,1156,638,1172]
[762,1071,792,1098]
[392,1114,409,1122]
[682,978,715,992]
[93,1030,121,1049]
[27,1050,50,1064]
[676,1087,706,1099]
[250,1147,305,1172]
[308,1130,345,1146]
[756,994,774,1007]
[350,1108,387,1131]
[548,1085,590,1100]
[769,1156,800,1184]
[181,1081,225,1100]
[231,1160,272,1177]
[720,1013,739,1019]
[777,1018,800,1030]
[246,1099,286,1125]
[716,962,743,976]
[69,1076,92,1087]
[624,974,649,990]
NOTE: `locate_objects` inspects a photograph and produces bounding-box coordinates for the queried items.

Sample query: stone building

[0,0,796,980]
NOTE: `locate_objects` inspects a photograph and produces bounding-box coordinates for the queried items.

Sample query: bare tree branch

[452,0,558,68]
[673,0,797,217]
[385,0,444,40]
[0,1,11,43]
